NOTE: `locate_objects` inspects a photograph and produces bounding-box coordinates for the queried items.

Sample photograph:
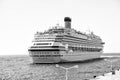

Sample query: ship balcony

[29,51,63,57]
[29,46,65,51]
[31,55,62,57]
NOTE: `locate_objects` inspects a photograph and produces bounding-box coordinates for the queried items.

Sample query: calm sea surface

[0,53,120,80]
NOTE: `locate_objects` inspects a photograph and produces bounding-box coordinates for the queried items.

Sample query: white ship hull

[32,56,61,63]
[30,51,102,63]
[60,52,102,62]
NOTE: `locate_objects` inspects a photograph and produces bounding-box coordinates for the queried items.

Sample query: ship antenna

[86,25,91,34]
[56,23,60,28]
[56,23,59,26]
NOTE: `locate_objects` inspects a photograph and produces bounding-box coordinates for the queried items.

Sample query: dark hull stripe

[31,46,65,48]
[28,49,65,51]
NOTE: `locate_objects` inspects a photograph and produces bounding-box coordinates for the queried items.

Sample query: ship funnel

[64,17,71,29]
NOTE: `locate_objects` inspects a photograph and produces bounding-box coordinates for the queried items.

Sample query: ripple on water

[0,56,120,80]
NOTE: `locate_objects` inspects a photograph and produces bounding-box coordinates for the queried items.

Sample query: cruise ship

[28,17,105,63]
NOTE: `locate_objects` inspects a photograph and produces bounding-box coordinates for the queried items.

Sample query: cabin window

[33,55,39,57]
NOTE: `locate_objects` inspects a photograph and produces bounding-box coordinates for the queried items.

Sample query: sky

[0,0,120,55]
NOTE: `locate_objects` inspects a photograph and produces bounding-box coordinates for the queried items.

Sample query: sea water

[0,53,120,80]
